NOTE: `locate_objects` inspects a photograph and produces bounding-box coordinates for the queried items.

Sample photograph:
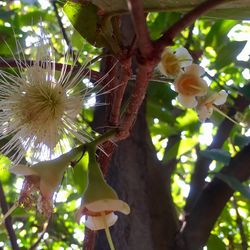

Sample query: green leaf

[239,84,250,100]
[177,138,198,158]
[89,0,250,20]
[163,140,180,162]
[72,153,88,193]
[216,173,250,199]
[205,20,238,48]
[233,135,250,148]
[215,41,247,69]
[148,12,181,40]
[147,101,174,124]
[63,1,108,48]
[207,234,226,250]
[200,149,231,165]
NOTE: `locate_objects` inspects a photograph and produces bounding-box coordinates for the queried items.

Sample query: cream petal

[85,213,118,231]
[197,105,213,122]
[161,47,173,58]
[175,47,193,68]
[10,164,38,176]
[39,179,55,199]
[85,199,130,215]
[213,90,228,105]
[196,79,208,96]
[185,64,205,76]
[177,95,197,108]
[158,63,168,76]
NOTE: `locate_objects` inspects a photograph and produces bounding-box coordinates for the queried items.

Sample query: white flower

[76,198,130,231]
[158,47,193,77]
[196,90,228,122]
[76,145,130,231]
[174,64,208,108]
[0,39,95,163]
[9,150,77,217]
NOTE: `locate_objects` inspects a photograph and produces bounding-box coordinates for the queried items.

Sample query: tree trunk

[95,101,179,250]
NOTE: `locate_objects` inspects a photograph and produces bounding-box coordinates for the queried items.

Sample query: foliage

[0,0,249,250]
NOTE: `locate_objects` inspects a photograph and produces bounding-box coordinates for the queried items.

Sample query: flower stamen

[101,211,116,250]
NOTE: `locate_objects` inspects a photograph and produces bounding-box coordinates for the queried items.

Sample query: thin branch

[52,0,72,50]
[184,23,195,49]
[185,94,250,213]
[110,57,132,126]
[232,197,248,250]
[0,182,19,250]
[127,0,153,57]
[154,0,225,49]
[0,58,101,81]
[176,143,250,250]
[29,220,50,250]
[117,61,155,139]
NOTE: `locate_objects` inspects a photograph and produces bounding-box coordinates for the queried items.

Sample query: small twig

[185,23,195,49]
[127,0,154,58]
[29,220,50,250]
[155,0,225,49]
[110,57,132,126]
[0,182,20,250]
[0,58,101,81]
[118,61,155,139]
[232,196,248,250]
[51,0,71,50]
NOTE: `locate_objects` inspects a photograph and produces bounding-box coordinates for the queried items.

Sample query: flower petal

[195,79,208,96]
[197,105,208,122]
[10,164,38,176]
[85,199,130,215]
[177,94,198,108]
[213,90,228,105]
[85,213,118,230]
[184,64,205,76]
[175,47,193,68]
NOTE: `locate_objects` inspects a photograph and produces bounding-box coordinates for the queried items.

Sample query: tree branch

[0,58,100,81]
[0,182,19,250]
[29,220,49,250]
[117,61,155,139]
[52,0,71,50]
[176,143,250,250]
[110,57,132,126]
[127,0,153,58]
[185,94,250,213]
[232,197,248,250]
[154,0,225,49]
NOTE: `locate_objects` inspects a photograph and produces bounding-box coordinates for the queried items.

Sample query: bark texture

[95,103,179,250]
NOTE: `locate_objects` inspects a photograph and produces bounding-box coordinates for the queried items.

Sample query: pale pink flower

[158,47,193,77]
[196,90,228,122]
[76,198,130,230]
[174,64,208,108]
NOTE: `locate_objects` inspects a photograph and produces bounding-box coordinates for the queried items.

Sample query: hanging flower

[76,197,130,231]
[174,64,208,108]
[158,47,193,78]
[0,37,97,164]
[76,145,130,231]
[9,147,81,217]
[196,90,228,122]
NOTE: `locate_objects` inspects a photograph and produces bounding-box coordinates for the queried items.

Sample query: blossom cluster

[0,37,130,238]
[158,47,228,122]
